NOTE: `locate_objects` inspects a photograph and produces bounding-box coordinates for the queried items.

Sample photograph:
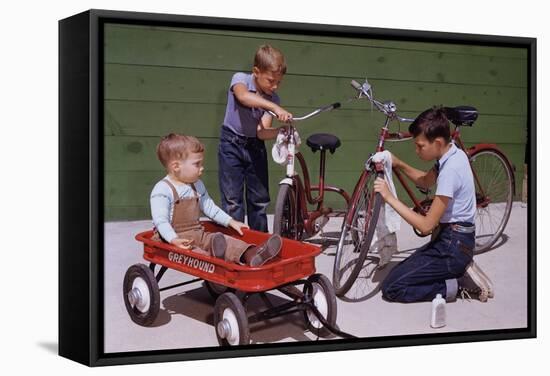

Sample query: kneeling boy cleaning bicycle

[373,106,493,303]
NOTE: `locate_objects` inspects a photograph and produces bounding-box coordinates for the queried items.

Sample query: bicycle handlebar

[397,115,416,123]
[350,79,363,91]
[267,102,341,122]
[350,79,415,123]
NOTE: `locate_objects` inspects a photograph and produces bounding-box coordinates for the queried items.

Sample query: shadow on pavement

[475,233,510,255]
[306,231,341,254]
[161,287,217,326]
[37,342,58,354]
[158,286,323,343]
[337,247,417,303]
[244,294,314,343]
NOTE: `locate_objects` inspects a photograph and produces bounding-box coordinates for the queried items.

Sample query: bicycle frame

[376,123,516,216]
[374,119,429,214]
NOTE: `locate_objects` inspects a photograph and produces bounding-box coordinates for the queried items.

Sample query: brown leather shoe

[243,234,282,267]
[210,233,227,259]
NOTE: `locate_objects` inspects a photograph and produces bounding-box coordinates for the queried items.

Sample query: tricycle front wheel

[273,183,303,240]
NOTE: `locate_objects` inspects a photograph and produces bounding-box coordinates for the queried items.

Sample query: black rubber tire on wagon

[214,292,250,346]
[303,273,338,337]
[123,264,161,326]
[204,281,235,300]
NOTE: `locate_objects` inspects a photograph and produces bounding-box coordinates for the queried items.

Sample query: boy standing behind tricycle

[218,44,293,232]
[150,133,282,266]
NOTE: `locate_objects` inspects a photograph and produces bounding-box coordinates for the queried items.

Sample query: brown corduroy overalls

[155,179,252,263]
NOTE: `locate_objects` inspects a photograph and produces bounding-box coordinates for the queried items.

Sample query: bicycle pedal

[314,216,330,233]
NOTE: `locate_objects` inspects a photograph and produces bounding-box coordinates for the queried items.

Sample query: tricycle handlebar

[267,102,341,122]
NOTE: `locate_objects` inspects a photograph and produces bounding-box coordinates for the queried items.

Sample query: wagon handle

[306,303,357,339]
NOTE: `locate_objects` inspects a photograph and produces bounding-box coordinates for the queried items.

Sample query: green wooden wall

[104,24,527,221]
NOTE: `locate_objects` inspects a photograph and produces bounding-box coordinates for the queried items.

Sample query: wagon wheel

[214,292,250,346]
[204,281,235,300]
[303,274,338,337]
[123,264,160,326]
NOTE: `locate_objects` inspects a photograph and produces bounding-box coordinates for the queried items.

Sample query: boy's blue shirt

[435,142,476,224]
[150,177,232,242]
[222,72,280,137]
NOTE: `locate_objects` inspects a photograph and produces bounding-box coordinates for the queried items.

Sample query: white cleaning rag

[271,129,301,165]
[370,151,401,267]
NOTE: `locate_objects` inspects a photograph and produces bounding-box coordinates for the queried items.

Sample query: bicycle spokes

[470,150,514,252]
[349,187,372,249]
[333,171,382,297]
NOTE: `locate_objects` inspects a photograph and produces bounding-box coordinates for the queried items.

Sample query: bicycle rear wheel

[273,183,303,240]
[332,170,382,297]
[469,148,514,253]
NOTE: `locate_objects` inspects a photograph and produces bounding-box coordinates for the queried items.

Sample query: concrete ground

[104,202,527,353]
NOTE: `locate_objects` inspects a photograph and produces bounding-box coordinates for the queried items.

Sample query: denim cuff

[445,278,458,302]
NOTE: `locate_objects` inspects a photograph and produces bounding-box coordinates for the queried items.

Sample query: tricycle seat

[306,133,341,153]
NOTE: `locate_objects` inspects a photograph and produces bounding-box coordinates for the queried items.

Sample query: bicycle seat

[444,106,478,127]
[306,133,341,153]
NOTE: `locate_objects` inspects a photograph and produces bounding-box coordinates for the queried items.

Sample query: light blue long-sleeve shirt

[150,177,232,242]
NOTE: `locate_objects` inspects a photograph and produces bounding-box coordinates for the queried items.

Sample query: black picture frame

[59,8,536,367]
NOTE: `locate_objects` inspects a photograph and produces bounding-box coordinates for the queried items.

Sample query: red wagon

[123,221,348,346]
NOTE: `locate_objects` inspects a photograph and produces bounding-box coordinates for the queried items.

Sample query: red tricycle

[123,221,352,346]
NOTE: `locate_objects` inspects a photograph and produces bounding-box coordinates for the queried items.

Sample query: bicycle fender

[466,143,498,156]
[278,177,293,186]
[467,143,516,196]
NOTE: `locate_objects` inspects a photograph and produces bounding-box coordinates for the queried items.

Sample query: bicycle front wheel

[469,148,514,253]
[332,170,382,297]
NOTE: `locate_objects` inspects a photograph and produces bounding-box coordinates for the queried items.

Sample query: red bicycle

[332,78,515,297]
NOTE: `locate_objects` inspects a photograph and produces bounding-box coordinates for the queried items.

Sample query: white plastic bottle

[430,293,446,328]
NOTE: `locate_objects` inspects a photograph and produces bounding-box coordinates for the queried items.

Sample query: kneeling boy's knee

[381,280,405,302]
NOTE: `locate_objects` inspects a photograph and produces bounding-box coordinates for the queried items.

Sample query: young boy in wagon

[374,107,493,302]
[150,133,282,267]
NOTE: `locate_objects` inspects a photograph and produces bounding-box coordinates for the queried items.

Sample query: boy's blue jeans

[218,126,270,232]
[381,223,475,303]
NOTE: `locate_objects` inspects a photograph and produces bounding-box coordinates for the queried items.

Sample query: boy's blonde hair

[156,133,204,168]
[254,44,287,74]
